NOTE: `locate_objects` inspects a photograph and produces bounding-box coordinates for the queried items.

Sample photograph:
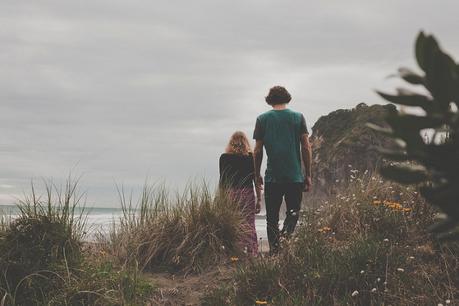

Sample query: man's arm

[253,140,264,190]
[301,134,312,192]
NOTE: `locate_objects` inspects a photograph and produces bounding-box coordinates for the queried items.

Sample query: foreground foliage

[203,174,458,305]
[372,31,459,238]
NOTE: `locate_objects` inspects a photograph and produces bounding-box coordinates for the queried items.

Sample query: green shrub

[0,178,154,305]
[0,179,85,305]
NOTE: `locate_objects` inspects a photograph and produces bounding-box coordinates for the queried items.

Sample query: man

[253,86,312,254]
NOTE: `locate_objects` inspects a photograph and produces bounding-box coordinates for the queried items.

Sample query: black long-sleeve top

[219,153,255,189]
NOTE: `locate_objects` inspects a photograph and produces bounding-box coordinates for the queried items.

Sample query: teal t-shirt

[253,109,308,183]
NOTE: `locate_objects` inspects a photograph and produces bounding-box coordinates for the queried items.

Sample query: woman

[219,131,261,256]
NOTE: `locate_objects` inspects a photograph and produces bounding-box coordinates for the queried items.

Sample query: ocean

[0,205,273,241]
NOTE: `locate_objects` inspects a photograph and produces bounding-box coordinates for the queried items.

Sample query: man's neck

[272,104,288,110]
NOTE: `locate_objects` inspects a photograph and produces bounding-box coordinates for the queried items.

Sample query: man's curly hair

[265,86,292,105]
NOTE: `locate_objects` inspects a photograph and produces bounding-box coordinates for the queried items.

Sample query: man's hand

[255,198,261,214]
[255,175,264,190]
[304,176,312,192]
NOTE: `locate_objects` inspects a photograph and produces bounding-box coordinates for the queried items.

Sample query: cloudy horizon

[1,1,458,207]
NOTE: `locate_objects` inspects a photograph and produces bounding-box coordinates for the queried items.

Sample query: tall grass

[203,173,459,305]
[0,178,86,304]
[107,182,249,273]
[0,178,153,305]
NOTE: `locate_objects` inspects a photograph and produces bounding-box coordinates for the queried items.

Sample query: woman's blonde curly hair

[225,131,252,155]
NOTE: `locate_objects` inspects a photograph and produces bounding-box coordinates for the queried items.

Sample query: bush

[107,183,249,273]
[0,179,153,305]
[0,179,85,305]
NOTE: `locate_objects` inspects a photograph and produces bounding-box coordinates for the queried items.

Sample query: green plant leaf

[398,68,425,85]
[421,184,459,220]
[423,39,457,107]
[365,123,393,136]
[428,217,458,233]
[415,31,427,71]
[386,114,443,130]
[380,164,428,184]
[436,229,459,241]
[377,148,409,161]
[376,89,432,111]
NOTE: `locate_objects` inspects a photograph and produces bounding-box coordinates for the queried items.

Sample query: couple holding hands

[219,86,312,256]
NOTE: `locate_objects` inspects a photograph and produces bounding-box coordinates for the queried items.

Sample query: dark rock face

[310,103,396,197]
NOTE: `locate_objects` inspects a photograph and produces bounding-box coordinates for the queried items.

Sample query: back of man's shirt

[253,109,308,183]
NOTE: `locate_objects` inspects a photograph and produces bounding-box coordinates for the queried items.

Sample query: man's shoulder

[257,110,273,121]
[287,108,304,117]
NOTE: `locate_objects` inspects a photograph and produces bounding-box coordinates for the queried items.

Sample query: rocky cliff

[310,103,396,197]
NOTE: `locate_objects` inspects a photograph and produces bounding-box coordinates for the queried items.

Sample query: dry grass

[106,182,250,274]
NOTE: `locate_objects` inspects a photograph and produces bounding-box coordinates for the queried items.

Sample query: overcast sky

[1,1,458,207]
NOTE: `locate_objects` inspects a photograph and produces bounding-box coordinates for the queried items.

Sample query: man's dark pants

[264,182,303,253]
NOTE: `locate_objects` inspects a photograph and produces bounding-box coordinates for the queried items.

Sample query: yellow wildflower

[318,226,332,233]
[255,301,268,305]
[230,256,239,262]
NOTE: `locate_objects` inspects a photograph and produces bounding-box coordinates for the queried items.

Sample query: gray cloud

[1,0,458,206]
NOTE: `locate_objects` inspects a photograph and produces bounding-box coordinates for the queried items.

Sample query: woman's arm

[250,152,262,213]
[219,154,226,188]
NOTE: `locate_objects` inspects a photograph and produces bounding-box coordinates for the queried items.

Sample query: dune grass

[0,178,153,306]
[106,182,249,274]
[202,173,459,305]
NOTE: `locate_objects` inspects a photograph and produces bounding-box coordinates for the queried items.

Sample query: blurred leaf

[428,217,457,233]
[426,50,457,107]
[376,89,432,111]
[398,67,425,85]
[378,32,459,237]
[436,230,459,242]
[365,123,392,136]
[422,34,440,74]
[415,31,427,71]
[377,148,409,161]
[421,184,459,219]
[386,114,443,130]
[380,164,428,184]
[456,64,459,101]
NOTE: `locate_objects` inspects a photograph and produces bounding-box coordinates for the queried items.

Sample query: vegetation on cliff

[311,103,395,196]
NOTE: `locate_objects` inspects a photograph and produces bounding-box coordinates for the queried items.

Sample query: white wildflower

[351,290,359,297]
[371,288,377,293]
